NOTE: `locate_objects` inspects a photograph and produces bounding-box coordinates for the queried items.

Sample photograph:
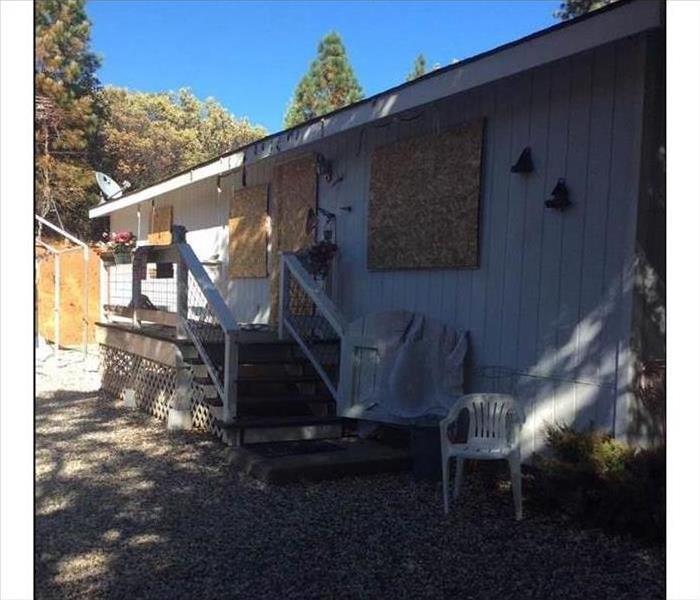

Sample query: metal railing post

[83,246,89,358]
[54,253,60,361]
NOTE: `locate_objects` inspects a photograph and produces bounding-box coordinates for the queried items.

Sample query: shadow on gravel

[35,390,665,600]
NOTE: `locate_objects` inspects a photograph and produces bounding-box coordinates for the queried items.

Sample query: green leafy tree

[100,87,266,191]
[284,32,363,128]
[406,53,427,81]
[35,0,102,236]
[555,0,618,20]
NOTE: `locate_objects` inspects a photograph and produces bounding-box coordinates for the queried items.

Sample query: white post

[54,253,60,362]
[167,353,193,431]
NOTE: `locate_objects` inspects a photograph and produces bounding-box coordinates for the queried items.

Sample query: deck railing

[120,233,238,424]
[278,252,347,402]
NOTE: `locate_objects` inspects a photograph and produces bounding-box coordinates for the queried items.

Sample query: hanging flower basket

[114,251,132,264]
[96,231,136,265]
[297,239,338,280]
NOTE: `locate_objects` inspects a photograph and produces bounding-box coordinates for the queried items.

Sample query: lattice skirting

[99,344,222,438]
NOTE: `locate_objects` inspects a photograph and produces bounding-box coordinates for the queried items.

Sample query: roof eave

[89,0,661,219]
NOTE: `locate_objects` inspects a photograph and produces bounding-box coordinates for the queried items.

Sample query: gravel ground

[36,349,665,600]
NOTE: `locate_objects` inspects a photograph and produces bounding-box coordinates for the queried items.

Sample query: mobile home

[90,0,665,458]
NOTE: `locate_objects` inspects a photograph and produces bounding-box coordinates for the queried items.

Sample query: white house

[91,0,665,458]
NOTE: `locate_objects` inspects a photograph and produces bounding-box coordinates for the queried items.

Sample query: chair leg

[508,455,522,521]
[442,456,450,515]
[453,458,464,500]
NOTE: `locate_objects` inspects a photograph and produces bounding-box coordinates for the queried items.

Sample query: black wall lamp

[315,153,333,182]
[545,178,571,211]
[511,146,534,173]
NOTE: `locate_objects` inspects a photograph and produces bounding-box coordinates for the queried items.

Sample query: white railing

[126,237,239,424]
[174,242,239,423]
[278,252,347,402]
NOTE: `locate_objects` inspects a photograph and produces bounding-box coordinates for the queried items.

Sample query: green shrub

[529,424,665,545]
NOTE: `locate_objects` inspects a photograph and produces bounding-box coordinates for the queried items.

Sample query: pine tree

[35,0,102,237]
[555,0,617,20]
[406,53,427,81]
[284,32,363,128]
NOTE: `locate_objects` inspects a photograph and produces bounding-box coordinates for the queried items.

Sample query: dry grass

[36,349,664,599]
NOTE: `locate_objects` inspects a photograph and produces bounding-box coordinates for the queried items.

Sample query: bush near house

[527,424,665,545]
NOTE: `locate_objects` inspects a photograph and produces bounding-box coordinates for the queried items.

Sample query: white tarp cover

[353,311,468,420]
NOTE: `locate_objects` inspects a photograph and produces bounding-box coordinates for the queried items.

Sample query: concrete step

[227,438,411,483]
[215,415,349,446]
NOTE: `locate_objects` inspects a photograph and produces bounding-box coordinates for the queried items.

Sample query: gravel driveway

[36,349,664,599]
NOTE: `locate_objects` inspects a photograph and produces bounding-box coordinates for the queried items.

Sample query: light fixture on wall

[545,178,571,211]
[511,147,534,173]
[315,153,333,182]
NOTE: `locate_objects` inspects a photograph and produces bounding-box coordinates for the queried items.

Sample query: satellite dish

[95,172,131,203]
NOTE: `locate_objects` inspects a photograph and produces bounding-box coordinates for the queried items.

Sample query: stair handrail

[280,252,348,336]
[279,252,348,403]
[172,240,239,423]
[175,242,238,334]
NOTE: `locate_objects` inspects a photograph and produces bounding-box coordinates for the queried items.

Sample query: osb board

[367,119,484,270]
[36,242,102,346]
[228,184,269,279]
[272,155,317,253]
[148,205,172,245]
[269,154,317,322]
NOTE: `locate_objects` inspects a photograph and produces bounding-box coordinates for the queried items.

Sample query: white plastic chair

[440,393,525,519]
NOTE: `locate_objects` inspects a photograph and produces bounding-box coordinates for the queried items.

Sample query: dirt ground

[35,349,665,599]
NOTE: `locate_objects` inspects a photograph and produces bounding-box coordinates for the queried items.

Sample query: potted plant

[298,238,338,281]
[97,231,136,264]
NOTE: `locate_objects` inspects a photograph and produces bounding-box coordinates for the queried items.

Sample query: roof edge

[90,0,662,219]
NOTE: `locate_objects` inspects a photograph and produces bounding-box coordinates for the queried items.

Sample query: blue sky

[86,0,561,132]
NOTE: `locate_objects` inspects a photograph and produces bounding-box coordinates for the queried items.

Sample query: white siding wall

[109,170,273,323]
[106,35,649,453]
[311,37,647,454]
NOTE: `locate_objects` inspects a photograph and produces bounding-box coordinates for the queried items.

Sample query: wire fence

[281,258,341,391]
[106,262,178,312]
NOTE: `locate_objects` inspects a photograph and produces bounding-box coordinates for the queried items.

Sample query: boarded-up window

[269,154,318,322]
[368,119,484,270]
[228,184,269,279]
[148,205,173,245]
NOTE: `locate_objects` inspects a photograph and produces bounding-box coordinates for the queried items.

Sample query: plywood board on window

[148,205,173,245]
[269,154,317,322]
[228,184,269,279]
[272,155,317,252]
[367,119,484,270]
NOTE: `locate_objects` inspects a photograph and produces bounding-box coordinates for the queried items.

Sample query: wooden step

[215,415,349,446]
[240,394,334,418]
[236,374,321,384]
[228,438,411,484]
